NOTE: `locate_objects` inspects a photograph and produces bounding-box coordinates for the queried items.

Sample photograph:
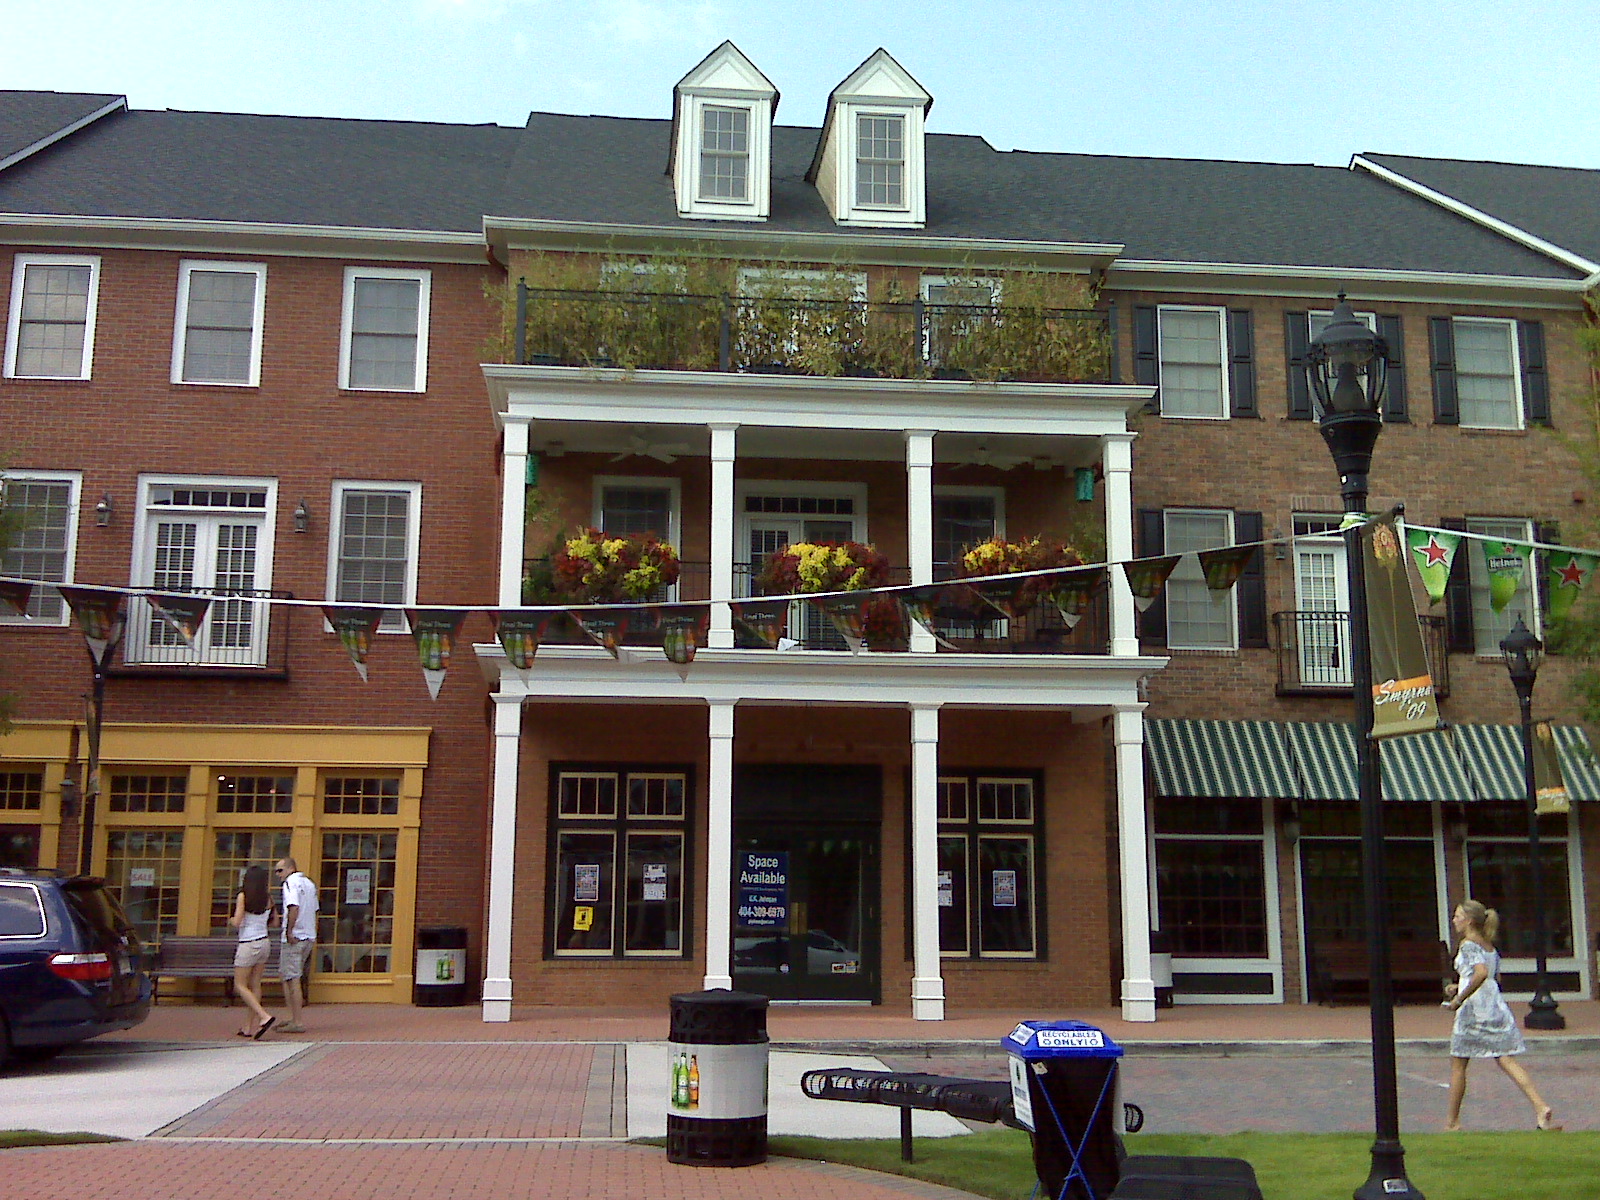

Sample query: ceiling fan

[610,431,691,464]
[952,443,1030,470]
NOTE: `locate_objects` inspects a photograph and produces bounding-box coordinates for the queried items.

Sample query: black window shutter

[1285,311,1312,420]
[1536,520,1560,634]
[1442,517,1473,653]
[1137,509,1167,644]
[1133,305,1160,414]
[1234,510,1267,648]
[1520,321,1550,425]
[1228,309,1257,418]
[1377,315,1407,423]
[1430,317,1458,426]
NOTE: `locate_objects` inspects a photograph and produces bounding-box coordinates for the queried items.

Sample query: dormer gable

[807,49,931,229]
[669,42,778,222]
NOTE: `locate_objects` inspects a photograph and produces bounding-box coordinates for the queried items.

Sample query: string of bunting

[4,519,1596,698]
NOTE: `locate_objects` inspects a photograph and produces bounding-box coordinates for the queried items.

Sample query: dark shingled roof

[1364,152,1600,266]
[0,90,123,166]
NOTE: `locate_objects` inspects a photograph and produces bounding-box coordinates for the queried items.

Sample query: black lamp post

[1498,615,1566,1031]
[1309,294,1423,1200]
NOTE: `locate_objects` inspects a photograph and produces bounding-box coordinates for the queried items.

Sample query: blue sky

[8,0,1598,169]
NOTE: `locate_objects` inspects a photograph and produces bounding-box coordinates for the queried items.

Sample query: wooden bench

[153,936,304,1005]
[1311,939,1449,1006]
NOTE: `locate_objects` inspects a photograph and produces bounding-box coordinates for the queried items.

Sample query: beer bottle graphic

[688,1053,700,1108]
[672,1051,690,1108]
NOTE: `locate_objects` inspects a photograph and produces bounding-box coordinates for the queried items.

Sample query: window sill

[171,380,261,390]
[338,386,426,396]
[1458,425,1527,437]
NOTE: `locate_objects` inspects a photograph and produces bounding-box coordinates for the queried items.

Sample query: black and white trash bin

[665,989,770,1167]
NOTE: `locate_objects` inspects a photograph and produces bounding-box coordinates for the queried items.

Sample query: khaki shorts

[234,938,271,969]
[279,938,315,980]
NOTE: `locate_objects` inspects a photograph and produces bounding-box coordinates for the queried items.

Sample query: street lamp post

[1308,294,1423,1200]
[1498,616,1566,1031]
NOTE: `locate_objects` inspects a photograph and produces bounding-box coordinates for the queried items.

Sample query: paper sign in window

[574,863,601,902]
[992,869,1018,908]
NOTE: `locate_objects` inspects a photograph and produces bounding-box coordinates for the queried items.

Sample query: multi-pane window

[341,268,430,391]
[0,772,43,872]
[0,772,43,811]
[1464,804,1574,958]
[1157,306,1227,418]
[1153,798,1268,958]
[1467,517,1536,655]
[173,262,265,385]
[333,484,419,632]
[109,774,188,813]
[936,774,1041,959]
[550,767,689,958]
[856,114,905,208]
[324,776,400,816]
[318,831,398,974]
[1454,317,1521,430]
[933,493,998,575]
[215,774,293,814]
[209,829,292,934]
[0,474,78,623]
[1164,509,1235,650]
[599,485,673,538]
[699,106,749,201]
[5,254,100,379]
[105,829,185,943]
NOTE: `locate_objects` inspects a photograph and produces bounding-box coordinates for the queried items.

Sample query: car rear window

[0,882,47,938]
[63,881,138,945]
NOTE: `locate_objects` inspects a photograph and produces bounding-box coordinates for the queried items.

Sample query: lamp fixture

[93,493,113,527]
[293,499,310,534]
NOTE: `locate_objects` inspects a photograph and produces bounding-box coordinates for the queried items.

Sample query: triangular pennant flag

[967,574,1037,621]
[407,609,469,700]
[898,583,966,650]
[1481,540,1530,613]
[1405,527,1460,608]
[1121,555,1180,613]
[492,609,554,671]
[145,593,211,647]
[0,579,34,617]
[60,585,127,662]
[658,605,711,675]
[322,605,384,682]
[730,599,791,649]
[808,592,871,653]
[570,610,631,659]
[1197,545,1257,598]
[1045,566,1108,630]
[862,596,909,651]
[1546,550,1598,623]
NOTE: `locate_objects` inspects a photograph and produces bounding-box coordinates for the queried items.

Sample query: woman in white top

[230,864,276,1039]
[1443,899,1559,1130]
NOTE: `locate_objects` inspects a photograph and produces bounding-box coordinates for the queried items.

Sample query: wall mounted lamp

[94,493,113,527]
[293,499,310,534]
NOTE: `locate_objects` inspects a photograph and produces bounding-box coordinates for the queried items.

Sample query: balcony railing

[511,286,1118,384]
[1272,610,1449,698]
[111,588,293,678]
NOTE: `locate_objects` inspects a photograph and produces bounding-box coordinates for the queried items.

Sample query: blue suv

[0,869,152,1068]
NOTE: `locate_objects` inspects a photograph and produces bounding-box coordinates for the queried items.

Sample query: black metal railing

[111,588,294,678]
[1272,610,1449,698]
[512,286,1118,384]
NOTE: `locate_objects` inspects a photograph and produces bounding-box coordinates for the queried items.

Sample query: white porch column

[709,424,739,649]
[482,693,523,1021]
[703,699,736,990]
[910,703,946,1019]
[1114,706,1157,1022]
[905,431,936,653]
[499,420,530,607]
[1103,432,1139,657]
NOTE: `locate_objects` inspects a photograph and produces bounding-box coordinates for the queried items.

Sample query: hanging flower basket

[954,536,1085,619]
[552,527,680,603]
[755,540,890,595]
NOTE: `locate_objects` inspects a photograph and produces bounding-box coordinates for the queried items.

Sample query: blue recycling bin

[1003,1020,1125,1200]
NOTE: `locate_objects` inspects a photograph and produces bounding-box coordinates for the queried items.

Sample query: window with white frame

[699,106,750,201]
[1157,306,1228,419]
[1453,317,1522,430]
[1154,797,1270,958]
[595,479,678,602]
[1467,516,1537,655]
[1164,509,1236,650]
[0,472,79,624]
[5,254,101,380]
[1464,804,1574,959]
[339,268,430,392]
[935,773,1042,958]
[331,483,421,633]
[172,261,266,386]
[855,113,906,208]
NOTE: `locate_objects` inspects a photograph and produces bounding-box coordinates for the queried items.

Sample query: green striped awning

[1452,724,1528,802]
[1284,723,1474,802]
[1553,725,1600,802]
[1144,719,1299,799]
[1284,722,1357,801]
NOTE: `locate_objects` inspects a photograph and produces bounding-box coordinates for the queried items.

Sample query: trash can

[1149,930,1174,1010]
[413,926,469,1006]
[1003,1020,1125,1200]
[665,989,769,1167]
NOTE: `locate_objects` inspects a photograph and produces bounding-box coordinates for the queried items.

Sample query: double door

[745,517,854,647]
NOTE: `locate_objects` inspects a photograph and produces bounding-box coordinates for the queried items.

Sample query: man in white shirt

[274,858,318,1033]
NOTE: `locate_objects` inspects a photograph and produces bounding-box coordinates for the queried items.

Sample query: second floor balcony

[109,588,294,679]
[1273,610,1451,698]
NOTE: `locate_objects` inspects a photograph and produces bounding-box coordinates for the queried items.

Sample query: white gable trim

[809,49,931,230]
[671,42,778,222]
[0,97,126,174]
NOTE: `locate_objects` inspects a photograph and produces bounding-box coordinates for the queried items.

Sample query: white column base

[1121,978,1157,1023]
[911,977,946,1021]
[702,973,734,992]
[481,981,513,1023]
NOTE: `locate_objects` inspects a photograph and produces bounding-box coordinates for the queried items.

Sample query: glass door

[744,518,855,647]
[1293,516,1350,686]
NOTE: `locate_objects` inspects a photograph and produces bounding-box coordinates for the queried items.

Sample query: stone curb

[773,1035,1600,1057]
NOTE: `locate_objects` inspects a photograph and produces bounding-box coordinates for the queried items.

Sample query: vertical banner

[0,579,35,617]
[1363,514,1441,739]
[493,610,553,671]
[1481,539,1530,614]
[407,609,469,700]
[322,605,385,682]
[1545,551,1598,624]
[1046,566,1107,630]
[729,599,791,650]
[1405,526,1460,608]
[59,585,127,663]
[1121,555,1180,613]
[658,605,711,673]
[1532,720,1571,815]
[1197,545,1257,598]
[145,593,212,647]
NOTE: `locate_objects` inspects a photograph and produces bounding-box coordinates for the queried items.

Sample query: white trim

[170,259,267,387]
[1111,258,1588,293]
[0,469,82,627]
[1452,315,1525,432]
[4,253,101,380]
[338,266,431,392]
[591,475,682,546]
[1163,508,1238,653]
[932,484,1006,542]
[1155,304,1229,421]
[0,97,125,174]
[676,95,772,222]
[327,480,424,633]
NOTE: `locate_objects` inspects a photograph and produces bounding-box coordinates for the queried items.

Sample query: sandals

[252,1015,277,1040]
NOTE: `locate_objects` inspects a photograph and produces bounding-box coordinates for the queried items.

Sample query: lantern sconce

[94,493,113,527]
[293,499,310,534]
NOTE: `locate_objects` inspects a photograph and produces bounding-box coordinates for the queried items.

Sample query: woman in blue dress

[1443,899,1560,1131]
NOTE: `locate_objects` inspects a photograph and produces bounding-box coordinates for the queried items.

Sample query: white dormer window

[808,49,930,229]
[856,114,905,208]
[671,42,777,221]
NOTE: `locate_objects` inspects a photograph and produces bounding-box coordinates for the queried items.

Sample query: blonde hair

[1459,899,1500,944]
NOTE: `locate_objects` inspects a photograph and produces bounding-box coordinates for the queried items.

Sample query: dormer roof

[807,49,931,228]
[669,41,778,221]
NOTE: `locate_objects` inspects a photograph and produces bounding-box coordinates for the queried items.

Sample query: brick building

[3,45,1598,1021]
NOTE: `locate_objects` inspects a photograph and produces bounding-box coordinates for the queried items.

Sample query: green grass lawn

[0,1130,122,1149]
[768,1128,1600,1200]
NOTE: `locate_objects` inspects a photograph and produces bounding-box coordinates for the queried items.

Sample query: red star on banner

[1558,559,1588,588]
[1418,536,1451,568]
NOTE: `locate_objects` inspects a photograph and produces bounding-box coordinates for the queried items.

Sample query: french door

[1293,519,1350,687]
[126,509,269,666]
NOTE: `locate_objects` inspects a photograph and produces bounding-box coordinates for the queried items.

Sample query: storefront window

[1465,804,1573,957]
[1155,798,1267,957]
[210,829,292,934]
[318,831,398,974]
[936,773,1041,959]
[106,829,184,943]
[0,771,43,870]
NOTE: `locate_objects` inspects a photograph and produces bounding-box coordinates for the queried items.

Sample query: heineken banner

[1121,555,1180,613]
[1046,566,1107,630]
[322,605,384,682]
[59,585,127,663]
[1405,526,1460,608]
[1546,550,1598,623]
[0,579,33,617]
[408,609,469,700]
[1363,514,1441,739]
[146,593,212,647]
[1481,539,1530,614]
[730,599,791,650]
[493,610,553,671]
[658,605,711,671]
[898,584,964,650]
[1532,720,1572,815]
[571,610,631,659]
[808,592,871,653]
[1198,546,1257,598]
